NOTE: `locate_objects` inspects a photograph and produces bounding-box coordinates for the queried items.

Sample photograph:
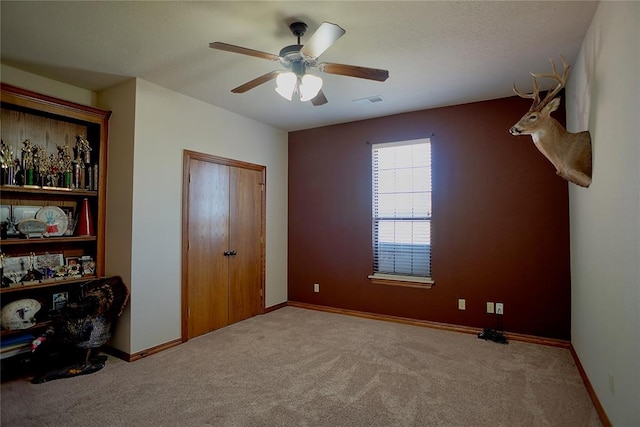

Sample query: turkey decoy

[31,276,129,383]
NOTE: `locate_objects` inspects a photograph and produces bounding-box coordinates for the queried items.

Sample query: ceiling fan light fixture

[299,74,323,101]
[211,20,389,106]
[276,71,323,102]
[275,72,296,100]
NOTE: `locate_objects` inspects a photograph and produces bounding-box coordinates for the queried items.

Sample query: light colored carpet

[1,306,601,426]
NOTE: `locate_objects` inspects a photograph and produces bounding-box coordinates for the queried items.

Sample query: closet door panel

[187,160,230,338]
[228,166,262,324]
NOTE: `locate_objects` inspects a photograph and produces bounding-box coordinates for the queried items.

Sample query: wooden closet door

[186,159,230,339]
[228,166,262,324]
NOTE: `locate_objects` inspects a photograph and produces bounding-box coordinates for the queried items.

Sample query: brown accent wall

[288,96,570,340]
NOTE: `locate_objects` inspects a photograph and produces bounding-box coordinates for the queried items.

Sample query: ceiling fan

[209,21,389,106]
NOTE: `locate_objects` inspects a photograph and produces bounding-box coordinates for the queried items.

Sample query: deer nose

[509,126,521,135]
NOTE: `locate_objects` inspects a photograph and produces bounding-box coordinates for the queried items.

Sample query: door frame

[181,150,266,342]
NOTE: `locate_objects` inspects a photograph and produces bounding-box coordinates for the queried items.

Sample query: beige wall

[99,79,137,353]
[566,2,640,425]
[1,64,97,106]
[100,79,288,354]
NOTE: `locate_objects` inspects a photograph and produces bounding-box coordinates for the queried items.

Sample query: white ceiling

[0,1,598,132]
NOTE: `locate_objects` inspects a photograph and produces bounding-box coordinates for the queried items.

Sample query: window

[369,138,433,287]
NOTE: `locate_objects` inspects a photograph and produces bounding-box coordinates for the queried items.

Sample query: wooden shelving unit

[0,83,110,347]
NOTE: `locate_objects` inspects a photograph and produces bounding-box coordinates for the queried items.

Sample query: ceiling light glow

[275,72,296,101]
[299,74,323,101]
[275,71,322,102]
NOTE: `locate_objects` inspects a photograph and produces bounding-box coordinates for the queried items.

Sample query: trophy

[58,143,73,189]
[76,135,92,189]
[0,253,9,287]
[76,135,91,164]
[5,216,20,238]
[22,139,37,186]
[21,252,43,282]
[1,140,16,185]
[35,144,47,187]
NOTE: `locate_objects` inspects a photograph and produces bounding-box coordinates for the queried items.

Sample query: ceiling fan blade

[231,71,280,93]
[300,22,345,59]
[209,42,279,61]
[318,62,389,82]
[310,90,328,106]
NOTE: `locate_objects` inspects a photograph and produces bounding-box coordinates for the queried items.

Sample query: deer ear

[543,97,561,114]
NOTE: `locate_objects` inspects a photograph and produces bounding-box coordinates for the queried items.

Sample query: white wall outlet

[495,302,504,315]
[486,302,495,314]
[314,283,320,293]
[458,298,466,310]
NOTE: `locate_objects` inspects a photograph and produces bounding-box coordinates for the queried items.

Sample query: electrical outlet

[314,283,319,293]
[495,303,504,315]
[486,302,495,314]
[458,298,466,310]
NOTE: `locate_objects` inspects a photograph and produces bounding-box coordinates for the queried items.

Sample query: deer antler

[513,76,540,108]
[513,56,570,112]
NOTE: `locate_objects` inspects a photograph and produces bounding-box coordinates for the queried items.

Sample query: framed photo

[11,205,42,222]
[2,255,29,284]
[81,257,95,276]
[52,291,68,311]
[60,207,76,236]
[60,206,75,218]
[66,257,79,267]
[34,253,64,279]
[0,205,10,223]
[36,253,64,270]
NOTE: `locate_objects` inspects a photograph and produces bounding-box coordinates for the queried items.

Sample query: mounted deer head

[510,56,592,187]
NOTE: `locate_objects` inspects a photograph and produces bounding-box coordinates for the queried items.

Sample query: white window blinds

[372,139,432,279]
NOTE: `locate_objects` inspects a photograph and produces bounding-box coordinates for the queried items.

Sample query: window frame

[368,138,434,289]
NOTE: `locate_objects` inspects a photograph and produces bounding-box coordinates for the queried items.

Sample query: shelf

[0,185,97,197]
[0,321,51,338]
[0,235,96,246]
[0,346,31,360]
[0,276,95,294]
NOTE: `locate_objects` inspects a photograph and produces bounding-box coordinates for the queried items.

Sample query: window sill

[368,274,434,289]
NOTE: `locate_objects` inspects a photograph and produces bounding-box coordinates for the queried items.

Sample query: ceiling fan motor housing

[289,22,308,38]
[279,44,303,59]
[279,44,315,74]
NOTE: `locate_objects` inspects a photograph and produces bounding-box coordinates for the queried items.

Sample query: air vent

[353,95,384,105]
